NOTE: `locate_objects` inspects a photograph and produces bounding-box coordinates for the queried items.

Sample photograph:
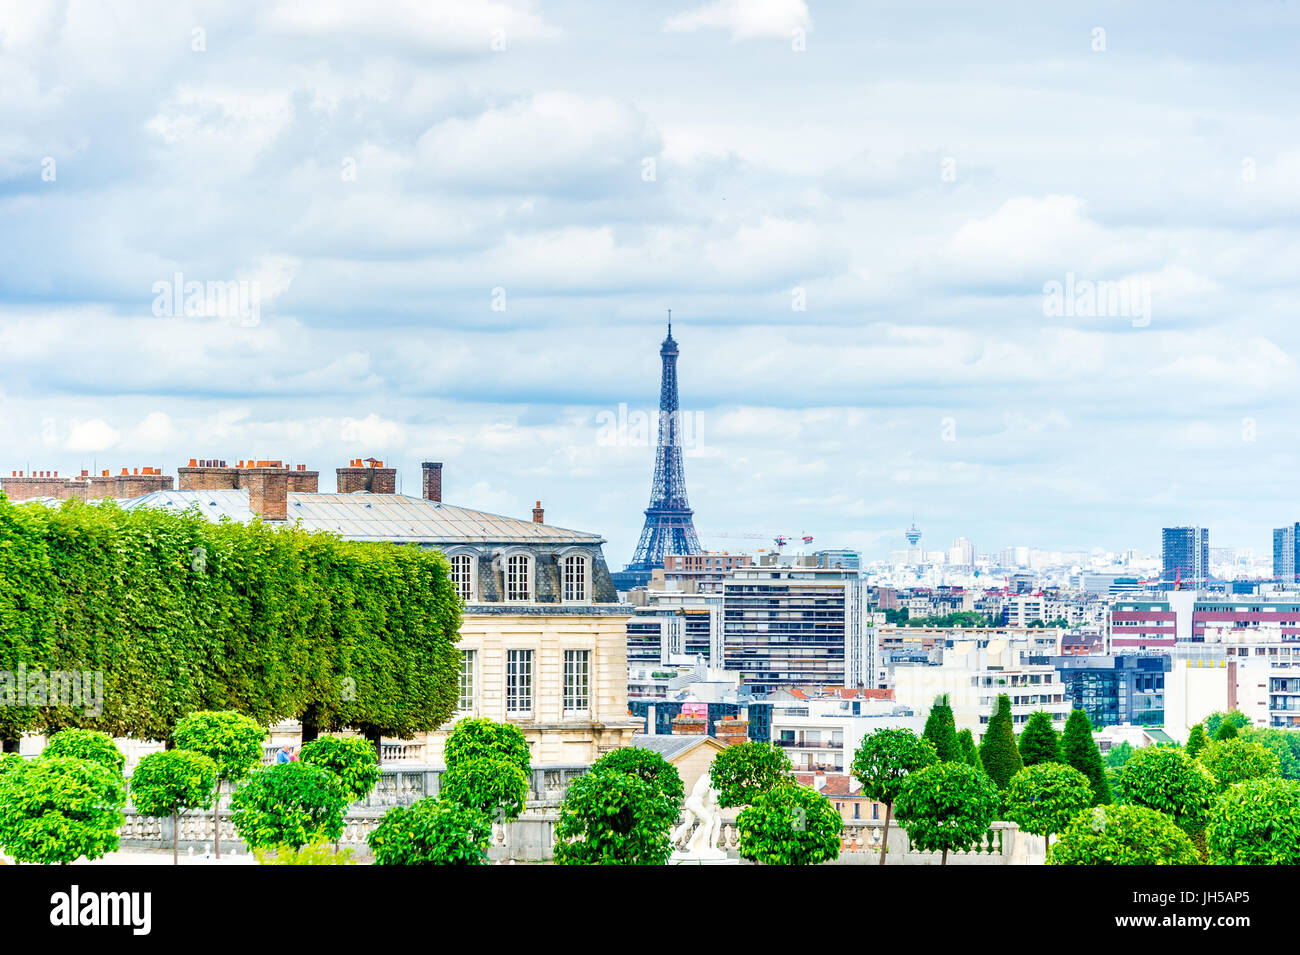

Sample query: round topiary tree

[1206,777,1300,864]
[1003,762,1093,856]
[1204,710,1250,739]
[229,761,348,852]
[1121,746,1216,842]
[922,695,962,762]
[444,718,532,777]
[738,783,843,865]
[1060,709,1110,805]
[1199,737,1280,792]
[438,756,529,823]
[553,767,679,865]
[1214,719,1240,742]
[128,750,219,864]
[368,797,491,865]
[1016,711,1061,767]
[894,761,1001,864]
[173,709,267,858]
[590,747,685,811]
[851,728,938,865]
[0,755,127,864]
[43,729,125,775]
[299,735,381,803]
[708,741,793,809]
[979,694,1023,790]
[1049,804,1201,865]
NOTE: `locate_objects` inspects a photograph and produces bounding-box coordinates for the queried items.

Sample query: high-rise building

[1161,526,1209,587]
[1274,523,1300,583]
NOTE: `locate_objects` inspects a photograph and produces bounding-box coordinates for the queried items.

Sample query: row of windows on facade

[448,552,589,603]
[455,648,592,718]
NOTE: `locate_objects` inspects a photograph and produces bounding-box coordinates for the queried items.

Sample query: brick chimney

[532,501,544,524]
[336,458,396,494]
[714,715,749,747]
[178,459,239,491]
[0,471,90,502]
[286,463,319,493]
[421,462,443,502]
[242,464,290,521]
[671,713,707,736]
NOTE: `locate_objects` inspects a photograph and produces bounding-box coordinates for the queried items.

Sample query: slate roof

[629,733,720,760]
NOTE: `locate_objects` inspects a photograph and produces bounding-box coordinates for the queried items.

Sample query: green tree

[894,762,1000,864]
[590,747,685,811]
[444,718,532,777]
[553,768,678,865]
[1184,723,1209,761]
[173,709,267,858]
[851,728,938,866]
[1104,741,1134,769]
[1204,710,1250,739]
[737,783,842,865]
[128,750,219,864]
[0,756,126,864]
[1017,711,1061,767]
[1206,777,1300,864]
[229,761,347,851]
[922,695,962,762]
[43,729,125,775]
[1199,737,1280,792]
[1049,804,1201,865]
[1214,720,1239,742]
[256,836,356,865]
[709,741,793,809]
[979,694,1023,790]
[368,797,491,865]
[1243,727,1300,779]
[1003,762,1093,856]
[1121,746,1215,845]
[299,735,380,803]
[439,756,529,823]
[957,729,984,773]
[1061,708,1111,805]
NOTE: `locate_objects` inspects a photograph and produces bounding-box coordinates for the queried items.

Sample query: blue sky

[3,0,1300,565]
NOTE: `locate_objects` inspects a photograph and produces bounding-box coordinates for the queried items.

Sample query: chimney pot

[533,501,544,524]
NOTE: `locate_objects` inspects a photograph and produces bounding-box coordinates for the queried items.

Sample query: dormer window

[506,553,532,602]
[563,553,588,602]
[450,553,475,601]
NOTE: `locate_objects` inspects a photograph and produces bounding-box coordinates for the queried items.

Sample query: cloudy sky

[3,0,1300,565]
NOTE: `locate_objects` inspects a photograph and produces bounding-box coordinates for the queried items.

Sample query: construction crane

[704,531,814,554]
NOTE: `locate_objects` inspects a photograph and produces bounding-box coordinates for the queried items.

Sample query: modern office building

[1274,523,1300,583]
[1052,654,1169,727]
[814,549,862,571]
[1161,525,1209,587]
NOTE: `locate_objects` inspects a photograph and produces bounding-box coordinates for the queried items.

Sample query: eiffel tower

[624,315,703,576]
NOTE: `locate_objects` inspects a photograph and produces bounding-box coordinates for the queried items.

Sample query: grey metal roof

[116,489,604,545]
[629,734,715,759]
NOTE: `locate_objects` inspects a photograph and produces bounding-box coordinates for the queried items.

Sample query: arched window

[450,554,475,601]
[563,554,588,602]
[506,554,531,602]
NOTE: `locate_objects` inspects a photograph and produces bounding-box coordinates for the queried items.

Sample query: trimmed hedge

[0,496,462,743]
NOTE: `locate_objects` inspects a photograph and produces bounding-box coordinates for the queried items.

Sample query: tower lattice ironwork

[626,318,703,571]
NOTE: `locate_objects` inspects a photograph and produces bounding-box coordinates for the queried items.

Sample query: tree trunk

[301,706,320,744]
[1,738,18,754]
[941,848,948,865]
[878,803,892,866]
[173,811,179,865]
[213,781,222,859]
[1045,833,1050,860]
[364,726,382,764]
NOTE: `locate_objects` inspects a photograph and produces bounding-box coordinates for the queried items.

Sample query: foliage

[957,729,983,772]
[173,710,266,784]
[0,496,462,742]
[553,768,678,865]
[439,756,529,823]
[894,762,1000,860]
[1049,804,1201,865]
[1103,741,1134,769]
[128,750,217,818]
[1198,738,1280,792]
[1017,711,1061,767]
[902,611,998,628]
[444,718,532,778]
[922,695,962,762]
[1061,708,1110,805]
[709,741,793,809]
[1184,724,1209,761]
[228,761,347,851]
[590,747,685,810]
[299,735,381,803]
[1204,710,1250,739]
[1206,777,1300,865]
[369,797,491,865]
[737,783,842,865]
[0,756,126,864]
[255,836,356,865]
[852,729,937,806]
[978,694,1023,790]
[1214,720,1239,742]
[1242,727,1300,779]
[42,729,125,775]
[1121,746,1215,836]
[1004,763,1093,839]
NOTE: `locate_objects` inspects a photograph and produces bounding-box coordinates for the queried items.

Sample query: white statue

[671,774,725,859]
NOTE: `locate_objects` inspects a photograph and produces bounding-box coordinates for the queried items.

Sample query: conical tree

[1060,708,1111,805]
[922,695,962,762]
[1185,723,1209,761]
[1214,719,1239,742]
[1018,711,1061,767]
[979,694,1023,790]
[957,729,983,772]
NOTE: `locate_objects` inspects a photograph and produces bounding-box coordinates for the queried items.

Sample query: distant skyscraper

[904,518,922,563]
[623,319,703,580]
[1161,526,1209,588]
[1274,523,1300,583]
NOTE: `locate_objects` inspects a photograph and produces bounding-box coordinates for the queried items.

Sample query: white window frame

[506,649,533,717]
[449,553,476,602]
[457,649,477,716]
[563,649,591,716]
[562,553,589,603]
[505,553,533,603]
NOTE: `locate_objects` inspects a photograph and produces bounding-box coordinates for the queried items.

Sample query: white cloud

[65,419,121,453]
[665,0,810,40]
